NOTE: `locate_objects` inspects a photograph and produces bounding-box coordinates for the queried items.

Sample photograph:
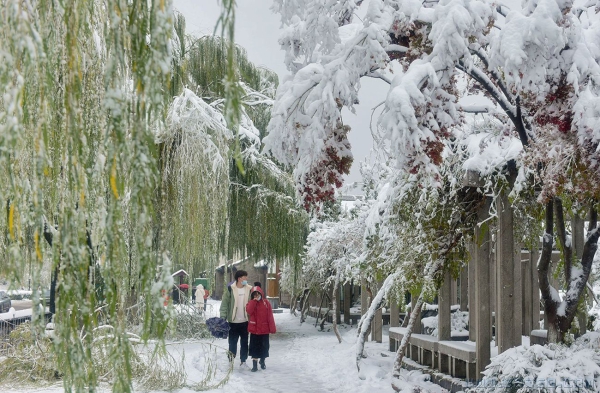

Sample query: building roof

[171,269,189,277]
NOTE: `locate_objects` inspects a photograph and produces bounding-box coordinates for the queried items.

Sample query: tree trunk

[42,220,59,315]
[289,293,298,316]
[332,269,342,343]
[393,292,424,377]
[314,290,327,328]
[300,288,312,323]
[356,273,397,370]
[539,199,599,343]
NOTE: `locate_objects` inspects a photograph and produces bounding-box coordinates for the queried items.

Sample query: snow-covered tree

[0,0,174,391]
[265,0,600,349]
[162,18,309,277]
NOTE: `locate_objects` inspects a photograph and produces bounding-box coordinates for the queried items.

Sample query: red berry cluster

[300,127,353,211]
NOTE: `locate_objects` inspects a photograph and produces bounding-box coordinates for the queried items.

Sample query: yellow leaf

[8,203,14,240]
[35,231,42,261]
[111,157,119,199]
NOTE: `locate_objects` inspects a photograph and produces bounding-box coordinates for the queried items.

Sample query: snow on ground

[182,312,397,393]
[170,299,398,393]
[3,299,414,393]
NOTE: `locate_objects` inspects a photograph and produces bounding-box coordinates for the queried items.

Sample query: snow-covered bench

[437,341,476,381]
[409,333,440,368]
[389,326,407,353]
[389,327,477,381]
[389,327,439,368]
[530,329,548,346]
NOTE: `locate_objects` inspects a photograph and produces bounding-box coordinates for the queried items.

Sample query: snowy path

[196,311,397,393]
[228,326,339,393]
[5,302,430,393]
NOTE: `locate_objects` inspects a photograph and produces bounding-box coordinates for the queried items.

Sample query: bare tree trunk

[539,199,599,343]
[393,292,424,377]
[390,258,444,384]
[332,269,342,343]
[289,293,298,316]
[314,290,327,327]
[300,288,312,323]
[356,273,397,370]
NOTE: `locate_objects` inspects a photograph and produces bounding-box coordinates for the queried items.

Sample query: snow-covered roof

[171,269,188,277]
[254,260,267,268]
[217,257,248,269]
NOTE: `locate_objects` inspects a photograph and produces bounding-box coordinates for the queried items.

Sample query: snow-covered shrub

[168,305,211,340]
[0,322,188,390]
[0,323,57,386]
[469,333,600,393]
[421,310,469,337]
[391,369,448,393]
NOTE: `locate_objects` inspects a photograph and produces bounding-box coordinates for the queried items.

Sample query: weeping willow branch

[159,89,231,276]
[228,146,308,263]
[0,1,175,391]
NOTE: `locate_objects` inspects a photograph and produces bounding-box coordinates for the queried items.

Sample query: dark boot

[251,360,258,372]
[259,358,266,370]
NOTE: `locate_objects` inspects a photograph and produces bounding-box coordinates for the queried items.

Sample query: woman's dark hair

[254,282,261,288]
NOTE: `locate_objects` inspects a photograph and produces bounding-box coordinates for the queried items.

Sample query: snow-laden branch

[469,48,514,105]
[366,71,392,85]
[457,103,497,114]
[356,272,398,370]
[455,62,516,119]
[230,182,302,214]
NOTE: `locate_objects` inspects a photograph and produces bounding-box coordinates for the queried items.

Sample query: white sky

[172,0,383,185]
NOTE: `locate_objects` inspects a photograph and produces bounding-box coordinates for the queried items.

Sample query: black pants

[228,322,249,362]
[249,333,270,359]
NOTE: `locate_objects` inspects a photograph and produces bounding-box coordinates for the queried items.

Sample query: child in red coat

[246,284,276,372]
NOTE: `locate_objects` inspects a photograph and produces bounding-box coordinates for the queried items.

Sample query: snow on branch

[356,272,399,370]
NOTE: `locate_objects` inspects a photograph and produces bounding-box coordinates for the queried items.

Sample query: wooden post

[335,285,342,324]
[451,278,458,306]
[475,197,492,378]
[343,283,351,324]
[491,244,496,337]
[522,250,532,336]
[390,295,400,327]
[361,278,368,316]
[514,243,523,345]
[373,307,383,343]
[496,190,516,353]
[468,241,476,341]
[438,271,451,341]
[460,265,468,311]
[370,280,383,342]
[573,214,586,335]
[531,247,541,330]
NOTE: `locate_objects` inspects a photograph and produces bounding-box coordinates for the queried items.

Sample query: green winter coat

[220,283,252,323]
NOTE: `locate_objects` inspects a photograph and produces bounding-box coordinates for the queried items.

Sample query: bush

[0,322,188,390]
[0,323,58,387]
[168,305,212,340]
[468,332,600,393]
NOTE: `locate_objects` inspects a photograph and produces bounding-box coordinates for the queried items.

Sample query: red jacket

[246,286,276,335]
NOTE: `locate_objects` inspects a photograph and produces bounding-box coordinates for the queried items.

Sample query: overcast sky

[172,0,384,185]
